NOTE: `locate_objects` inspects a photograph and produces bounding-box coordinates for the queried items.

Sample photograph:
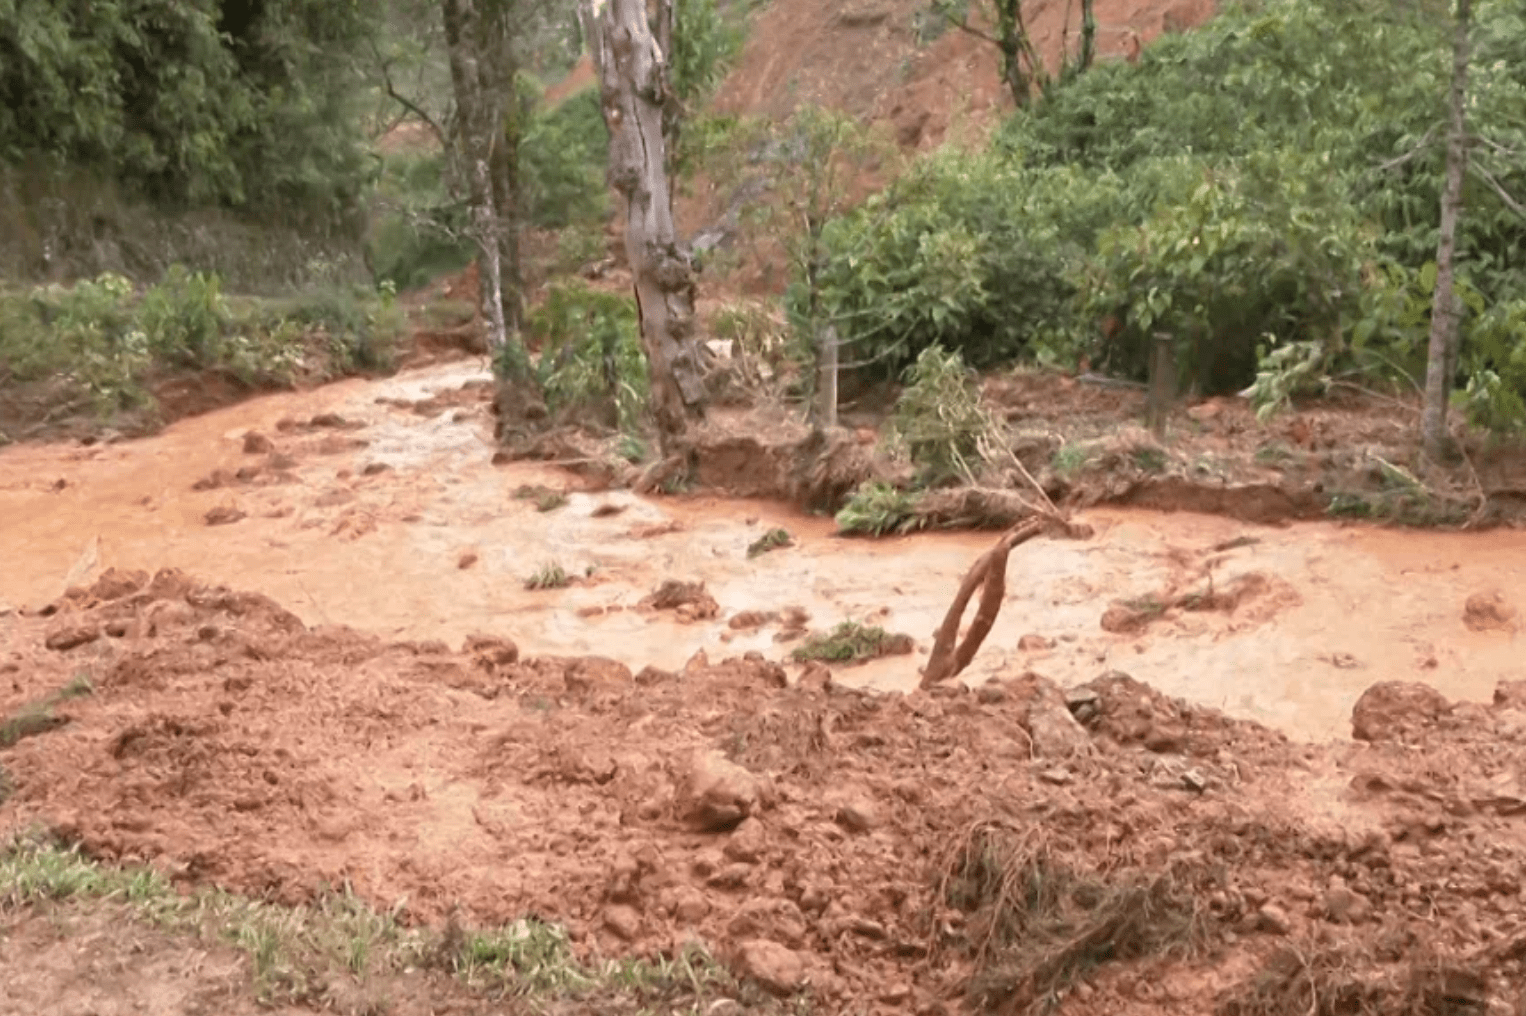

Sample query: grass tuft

[525,562,571,591]
[835,482,923,537]
[791,621,909,664]
[746,528,794,558]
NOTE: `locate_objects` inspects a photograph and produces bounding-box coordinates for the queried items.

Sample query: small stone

[683,750,760,831]
[1321,887,1372,925]
[463,634,518,666]
[724,817,767,863]
[1038,767,1072,785]
[45,622,101,652]
[976,681,1007,704]
[603,904,642,941]
[674,891,710,924]
[457,551,479,569]
[362,462,391,476]
[242,431,274,454]
[1464,590,1517,632]
[835,794,880,833]
[1181,769,1209,793]
[1026,681,1094,758]
[205,505,246,526]
[734,939,804,996]
[1257,904,1292,935]
[1018,634,1054,651]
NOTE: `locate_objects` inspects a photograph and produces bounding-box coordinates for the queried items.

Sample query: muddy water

[2,360,1522,741]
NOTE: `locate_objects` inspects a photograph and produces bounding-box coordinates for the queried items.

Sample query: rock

[1101,604,1153,634]
[674,890,711,924]
[205,505,246,526]
[1321,886,1372,925]
[683,750,760,831]
[734,939,804,996]
[976,681,1007,704]
[89,567,149,601]
[1464,590,1517,632]
[457,551,479,569]
[1351,681,1451,742]
[1018,634,1054,651]
[1256,903,1292,935]
[835,794,880,833]
[1495,680,1526,710]
[45,622,101,652]
[603,904,642,941]
[242,431,274,454]
[1024,680,1093,758]
[635,665,676,685]
[797,661,832,693]
[728,610,776,630]
[724,817,768,863]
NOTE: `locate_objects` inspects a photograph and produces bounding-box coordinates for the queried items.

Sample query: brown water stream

[3,360,1521,741]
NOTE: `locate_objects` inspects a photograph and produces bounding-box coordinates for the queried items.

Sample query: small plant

[525,563,571,591]
[890,345,999,483]
[527,281,648,433]
[1253,443,1296,466]
[792,621,906,663]
[835,481,923,537]
[1051,442,1095,476]
[746,528,794,558]
[0,676,94,748]
[514,484,568,512]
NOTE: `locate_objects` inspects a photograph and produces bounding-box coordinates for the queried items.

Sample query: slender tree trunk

[1079,0,1096,71]
[1421,0,1473,459]
[441,0,509,352]
[584,0,708,456]
[489,41,525,336]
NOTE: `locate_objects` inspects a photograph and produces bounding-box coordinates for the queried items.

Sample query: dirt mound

[3,575,1526,1012]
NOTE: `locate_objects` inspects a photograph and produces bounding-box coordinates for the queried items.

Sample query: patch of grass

[747,528,794,558]
[791,621,903,663]
[525,562,571,591]
[616,433,648,464]
[835,481,923,537]
[0,835,784,1011]
[1119,595,1168,617]
[0,675,93,748]
[1051,442,1096,476]
[939,822,1206,1015]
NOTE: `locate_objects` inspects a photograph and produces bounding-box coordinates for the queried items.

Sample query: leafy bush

[367,152,474,293]
[835,481,922,537]
[523,282,647,431]
[1078,151,1374,393]
[519,83,610,230]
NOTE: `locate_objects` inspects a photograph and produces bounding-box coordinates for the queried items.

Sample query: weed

[835,481,923,537]
[527,281,648,432]
[1051,443,1095,476]
[791,621,906,663]
[1119,595,1168,616]
[747,528,794,558]
[525,563,571,591]
[616,433,648,464]
[513,484,568,512]
[0,676,94,749]
[1253,443,1296,466]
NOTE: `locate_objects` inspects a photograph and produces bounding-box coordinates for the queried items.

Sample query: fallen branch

[921,517,1044,687]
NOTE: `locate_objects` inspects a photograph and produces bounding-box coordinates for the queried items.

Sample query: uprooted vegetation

[3,570,1525,1013]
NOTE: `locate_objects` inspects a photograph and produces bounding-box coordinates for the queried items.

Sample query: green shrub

[520,85,610,230]
[523,281,647,431]
[366,152,474,293]
[890,345,998,483]
[835,481,922,537]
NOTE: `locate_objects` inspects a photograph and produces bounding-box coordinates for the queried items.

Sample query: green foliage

[805,0,1526,421]
[0,0,378,218]
[791,621,905,663]
[0,269,401,417]
[746,528,794,558]
[1079,151,1374,393]
[667,0,746,107]
[520,81,610,229]
[525,562,571,590]
[523,281,648,431]
[834,481,923,537]
[366,152,474,293]
[891,345,999,483]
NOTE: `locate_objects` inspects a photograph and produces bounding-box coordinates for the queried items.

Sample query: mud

[4,568,1526,1014]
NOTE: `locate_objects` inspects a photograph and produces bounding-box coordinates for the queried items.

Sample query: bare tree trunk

[488,35,525,337]
[1421,0,1473,460]
[584,0,708,456]
[817,325,839,427]
[1079,0,1096,71]
[442,0,508,352]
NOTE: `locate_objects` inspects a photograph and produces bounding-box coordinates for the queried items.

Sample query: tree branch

[1374,123,1439,174]
[933,6,1001,46]
[371,38,449,148]
[1468,161,1526,221]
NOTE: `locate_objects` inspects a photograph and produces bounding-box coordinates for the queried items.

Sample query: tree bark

[487,33,525,336]
[584,0,708,456]
[441,0,509,352]
[1421,0,1472,460]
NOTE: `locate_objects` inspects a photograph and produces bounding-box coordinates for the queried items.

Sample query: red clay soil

[4,568,1526,1014]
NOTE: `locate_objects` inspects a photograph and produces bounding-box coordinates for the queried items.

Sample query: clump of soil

[3,574,1525,1014]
